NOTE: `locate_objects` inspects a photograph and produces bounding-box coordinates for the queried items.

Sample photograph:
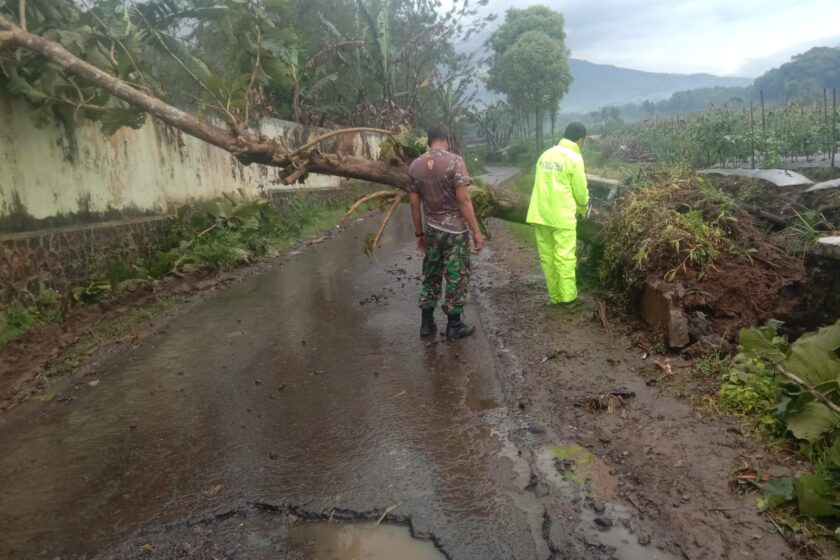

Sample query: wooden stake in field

[833,88,837,169]
[760,90,767,166]
[825,88,830,158]
[750,101,756,169]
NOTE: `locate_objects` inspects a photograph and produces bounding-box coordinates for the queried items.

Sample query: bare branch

[55,95,106,112]
[371,192,405,249]
[342,190,401,222]
[18,0,26,32]
[285,127,396,161]
[284,162,310,184]
[0,17,252,157]
[0,30,15,45]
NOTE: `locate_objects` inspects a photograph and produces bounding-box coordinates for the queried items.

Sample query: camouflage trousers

[419,226,471,315]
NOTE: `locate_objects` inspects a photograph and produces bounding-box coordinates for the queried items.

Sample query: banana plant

[275,40,363,124]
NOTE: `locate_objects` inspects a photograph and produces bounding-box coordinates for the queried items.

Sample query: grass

[0,289,63,351]
[0,306,41,349]
[4,186,377,353]
[43,297,181,378]
[582,137,634,180]
[502,171,537,246]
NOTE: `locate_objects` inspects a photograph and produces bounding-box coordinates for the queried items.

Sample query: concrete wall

[0,91,382,232]
[0,91,384,304]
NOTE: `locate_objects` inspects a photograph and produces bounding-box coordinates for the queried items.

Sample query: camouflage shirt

[407,149,471,234]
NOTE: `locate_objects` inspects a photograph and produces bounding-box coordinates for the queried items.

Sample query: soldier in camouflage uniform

[407,125,484,340]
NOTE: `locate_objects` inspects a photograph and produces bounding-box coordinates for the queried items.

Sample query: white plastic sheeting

[698,168,814,187]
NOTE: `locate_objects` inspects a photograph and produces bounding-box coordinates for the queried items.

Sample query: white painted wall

[0,92,381,228]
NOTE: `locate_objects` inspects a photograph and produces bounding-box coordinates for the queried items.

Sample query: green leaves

[739,324,787,363]
[786,401,840,442]
[730,320,840,520]
[784,323,840,387]
[198,189,267,231]
[762,477,795,509]
[99,107,147,135]
[794,475,840,517]
[378,125,427,163]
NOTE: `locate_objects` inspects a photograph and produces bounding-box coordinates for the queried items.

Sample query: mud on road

[0,210,795,559]
[476,219,793,560]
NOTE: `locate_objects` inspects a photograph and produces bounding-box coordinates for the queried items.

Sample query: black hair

[563,122,587,142]
[427,124,451,145]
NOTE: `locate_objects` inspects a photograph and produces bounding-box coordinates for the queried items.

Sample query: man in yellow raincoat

[526,122,589,306]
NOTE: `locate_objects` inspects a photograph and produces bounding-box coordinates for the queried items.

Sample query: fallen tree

[0,13,612,245]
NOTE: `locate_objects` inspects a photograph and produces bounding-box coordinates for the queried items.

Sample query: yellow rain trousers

[534,225,578,303]
[526,139,589,304]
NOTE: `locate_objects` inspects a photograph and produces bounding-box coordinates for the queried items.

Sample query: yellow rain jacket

[527,138,589,304]
[526,138,589,229]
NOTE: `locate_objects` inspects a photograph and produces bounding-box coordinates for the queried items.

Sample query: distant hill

[608,46,840,122]
[754,46,840,104]
[561,59,752,113]
[736,34,840,76]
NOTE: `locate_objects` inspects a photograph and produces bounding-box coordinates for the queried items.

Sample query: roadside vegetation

[0,186,377,350]
[2,0,840,553]
[599,98,837,169]
[717,320,840,555]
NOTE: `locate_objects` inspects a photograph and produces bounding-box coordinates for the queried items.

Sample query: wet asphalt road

[0,211,544,559]
[477,167,520,186]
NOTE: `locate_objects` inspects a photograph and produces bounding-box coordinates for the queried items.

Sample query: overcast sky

[468,0,840,77]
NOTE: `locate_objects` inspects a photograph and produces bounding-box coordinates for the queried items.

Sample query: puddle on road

[288,522,445,560]
[536,445,681,560]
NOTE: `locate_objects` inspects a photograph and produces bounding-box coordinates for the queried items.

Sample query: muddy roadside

[472,218,796,560]
[0,216,372,413]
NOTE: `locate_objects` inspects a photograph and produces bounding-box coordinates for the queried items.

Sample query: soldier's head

[427,125,451,151]
[563,122,587,146]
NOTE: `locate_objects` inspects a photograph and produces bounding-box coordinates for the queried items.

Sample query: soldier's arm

[409,192,423,235]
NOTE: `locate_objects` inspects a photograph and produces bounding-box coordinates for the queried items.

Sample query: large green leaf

[99,107,146,135]
[797,321,840,353]
[739,326,786,363]
[200,199,234,220]
[784,325,840,387]
[762,476,795,509]
[785,401,840,442]
[829,437,840,469]
[794,474,840,517]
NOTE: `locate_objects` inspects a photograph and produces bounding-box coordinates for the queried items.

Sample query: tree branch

[0,16,261,157]
[371,192,405,249]
[285,127,397,161]
[133,8,238,127]
[0,15,615,240]
[18,0,26,32]
[778,363,840,416]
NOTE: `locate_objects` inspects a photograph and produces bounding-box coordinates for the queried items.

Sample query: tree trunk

[0,17,608,242]
[550,110,556,144]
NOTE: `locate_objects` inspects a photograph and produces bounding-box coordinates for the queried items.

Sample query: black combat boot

[420,308,437,337]
[446,313,476,341]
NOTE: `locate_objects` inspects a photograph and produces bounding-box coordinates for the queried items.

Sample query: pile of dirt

[598,169,807,340]
[701,174,806,219]
[680,210,807,335]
